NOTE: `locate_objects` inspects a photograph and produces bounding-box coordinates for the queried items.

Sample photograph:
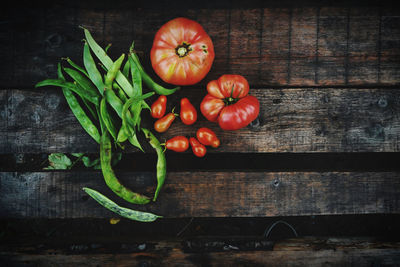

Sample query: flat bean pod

[63,67,100,98]
[83,42,105,96]
[104,89,124,117]
[130,52,179,96]
[63,57,89,77]
[129,56,144,127]
[83,27,134,97]
[57,63,100,144]
[100,131,150,204]
[122,92,154,133]
[120,92,154,151]
[113,83,128,103]
[83,187,162,222]
[81,97,98,121]
[100,97,118,141]
[122,59,130,79]
[35,79,99,105]
[142,128,166,201]
[105,54,125,89]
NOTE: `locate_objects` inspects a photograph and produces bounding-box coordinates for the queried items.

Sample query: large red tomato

[150,17,215,86]
[200,75,260,130]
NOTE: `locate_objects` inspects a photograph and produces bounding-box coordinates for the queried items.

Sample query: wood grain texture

[1,171,399,218]
[1,6,399,87]
[1,237,400,266]
[1,88,400,153]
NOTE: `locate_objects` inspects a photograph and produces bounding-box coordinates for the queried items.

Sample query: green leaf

[46,153,72,170]
[71,153,85,158]
[82,156,100,168]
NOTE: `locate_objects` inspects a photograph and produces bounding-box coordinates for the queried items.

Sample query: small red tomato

[196,127,220,148]
[180,98,197,125]
[151,95,167,119]
[154,112,177,133]
[189,137,206,157]
[166,136,189,152]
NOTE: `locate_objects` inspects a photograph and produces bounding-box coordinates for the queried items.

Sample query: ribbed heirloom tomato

[150,17,215,86]
[200,75,260,130]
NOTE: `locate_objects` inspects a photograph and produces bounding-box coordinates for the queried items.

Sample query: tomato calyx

[175,42,192,58]
[222,85,241,106]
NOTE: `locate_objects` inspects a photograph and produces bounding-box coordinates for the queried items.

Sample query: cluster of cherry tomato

[150,95,220,157]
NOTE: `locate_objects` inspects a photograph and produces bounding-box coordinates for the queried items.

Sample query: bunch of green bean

[36,27,179,222]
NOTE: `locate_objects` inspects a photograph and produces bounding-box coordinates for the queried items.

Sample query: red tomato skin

[207,74,249,99]
[200,94,225,122]
[196,127,220,148]
[151,95,167,119]
[154,113,176,133]
[200,75,260,131]
[166,136,189,152]
[189,137,206,157]
[218,96,260,131]
[180,98,197,125]
[150,17,215,86]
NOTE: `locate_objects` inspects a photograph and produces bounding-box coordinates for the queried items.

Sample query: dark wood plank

[1,88,400,153]
[1,6,400,88]
[1,171,399,218]
[318,8,348,85]
[1,237,400,266]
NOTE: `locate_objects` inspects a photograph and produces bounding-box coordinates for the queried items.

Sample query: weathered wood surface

[1,6,399,88]
[1,88,399,153]
[1,171,399,218]
[1,237,400,266]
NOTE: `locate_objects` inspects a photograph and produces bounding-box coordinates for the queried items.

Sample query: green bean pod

[104,89,124,118]
[128,56,144,127]
[35,79,99,105]
[100,97,118,141]
[105,54,125,89]
[63,57,89,77]
[120,92,154,151]
[130,52,179,96]
[142,128,166,202]
[83,42,105,96]
[100,131,150,204]
[81,97,98,121]
[117,126,129,143]
[63,67,100,98]
[122,92,154,133]
[56,63,100,144]
[113,83,128,103]
[122,59,130,79]
[83,187,162,222]
[83,27,134,97]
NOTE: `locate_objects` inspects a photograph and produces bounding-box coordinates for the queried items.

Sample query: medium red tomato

[166,136,189,152]
[180,98,197,125]
[196,127,220,148]
[150,17,215,86]
[151,95,167,119]
[200,75,259,130]
[189,137,206,157]
[154,112,177,133]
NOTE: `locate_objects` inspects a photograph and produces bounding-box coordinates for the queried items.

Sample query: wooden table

[1,1,400,265]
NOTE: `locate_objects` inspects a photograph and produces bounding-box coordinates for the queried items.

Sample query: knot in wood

[272,179,280,188]
[45,33,63,49]
[378,97,388,108]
